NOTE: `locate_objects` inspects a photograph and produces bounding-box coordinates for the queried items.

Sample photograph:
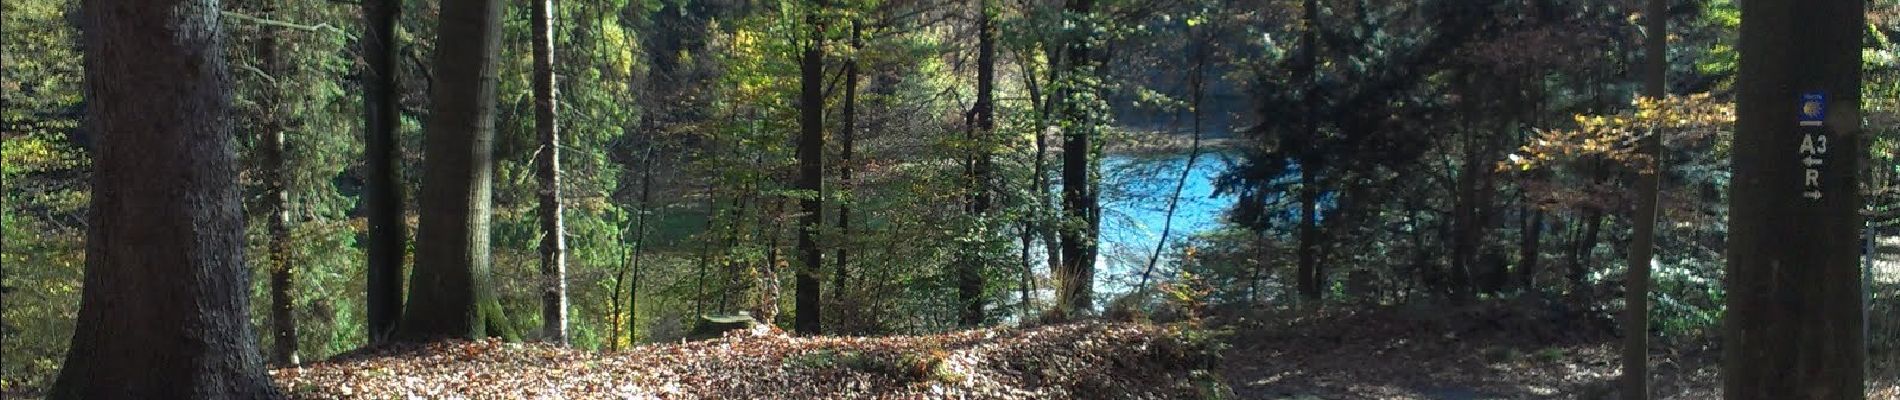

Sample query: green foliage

[2,0,88,391]
[223,0,369,361]
[4,0,1894,395]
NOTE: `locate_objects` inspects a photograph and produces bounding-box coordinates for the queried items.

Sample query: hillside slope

[273,322,1224,399]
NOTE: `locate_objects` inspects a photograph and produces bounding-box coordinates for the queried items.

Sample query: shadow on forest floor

[1213,301,1723,400]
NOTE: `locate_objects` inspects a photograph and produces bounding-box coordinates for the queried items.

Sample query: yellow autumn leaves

[1502,93,1735,174]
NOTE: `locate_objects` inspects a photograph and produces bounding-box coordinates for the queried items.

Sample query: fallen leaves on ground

[272,322,1221,399]
[1215,302,1726,400]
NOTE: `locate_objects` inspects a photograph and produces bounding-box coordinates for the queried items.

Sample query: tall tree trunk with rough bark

[532,0,566,345]
[1055,0,1099,317]
[257,0,299,366]
[397,0,517,342]
[794,0,827,335]
[531,0,568,346]
[1725,0,1866,397]
[361,0,405,345]
[50,0,281,395]
[1621,0,1665,396]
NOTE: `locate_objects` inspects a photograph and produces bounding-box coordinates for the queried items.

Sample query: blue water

[1094,153,1237,293]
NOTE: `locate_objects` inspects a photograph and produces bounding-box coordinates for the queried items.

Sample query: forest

[2,0,1899,398]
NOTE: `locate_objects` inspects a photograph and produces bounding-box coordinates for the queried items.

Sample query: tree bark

[1569,159,1606,299]
[692,182,718,319]
[958,0,996,327]
[1725,0,1866,397]
[1449,137,1481,303]
[1292,0,1324,303]
[625,142,656,343]
[1055,0,1099,317]
[757,199,787,323]
[257,0,299,366]
[1517,208,1544,290]
[835,19,860,312]
[360,0,405,345]
[718,161,757,315]
[531,0,568,346]
[50,0,281,395]
[397,0,516,342]
[1020,49,1062,310]
[794,0,827,334]
[1297,160,1323,301]
[1621,0,1665,396]
[1571,209,1601,294]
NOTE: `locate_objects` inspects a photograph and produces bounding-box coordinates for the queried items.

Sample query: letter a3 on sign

[1798,91,1826,200]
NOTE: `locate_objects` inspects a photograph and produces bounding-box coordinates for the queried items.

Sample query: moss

[476,297,519,342]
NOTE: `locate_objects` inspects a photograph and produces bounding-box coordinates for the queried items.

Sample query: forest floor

[1215,301,1899,400]
[1215,303,1714,399]
[272,322,1224,399]
[270,297,1900,399]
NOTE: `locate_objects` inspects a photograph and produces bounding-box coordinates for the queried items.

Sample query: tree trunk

[1450,157,1474,303]
[257,0,299,366]
[958,0,996,327]
[794,0,827,335]
[1725,0,1867,396]
[835,19,860,312]
[718,161,757,315]
[1517,208,1544,290]
[361,0,405,345]
[1473,130,1504,296]
[693,182,717,319]
[1296,161,1323,301]
[531,0,568,346]
[756,200,787,323]
[398,0,516,342]
[1055,0,1099,317]
[626,142,656,343]
[1569,158,1607,299]
[1019,49,1064,303]
[50,0,281,395]
[1571,209,1601,295]
[1292,0,1324,303]
[1621,0,1665,396]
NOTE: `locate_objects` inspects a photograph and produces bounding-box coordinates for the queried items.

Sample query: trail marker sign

[1799,91,1827,200]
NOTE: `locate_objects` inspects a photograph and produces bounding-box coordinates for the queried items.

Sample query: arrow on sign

[1802,157,1824,166]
